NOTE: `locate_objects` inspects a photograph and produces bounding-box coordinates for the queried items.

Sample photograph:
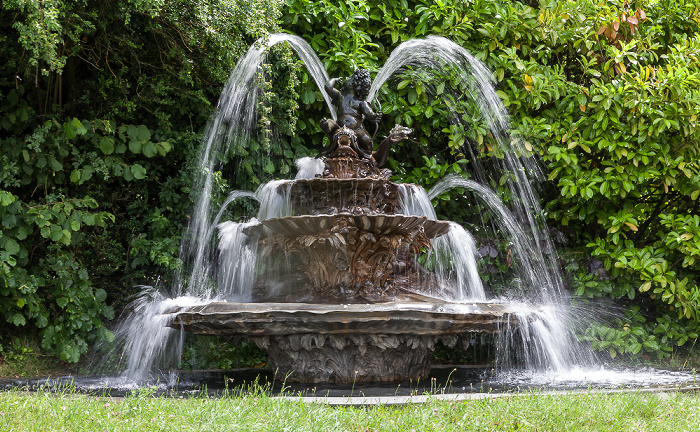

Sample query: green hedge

[2,0,699,364]
[0,0,283,362]
[282,0,700,360]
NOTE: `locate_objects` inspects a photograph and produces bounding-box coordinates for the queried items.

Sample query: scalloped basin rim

[167,301,521,315]
[260,213,451,238]
[165,301,524,336]
[291,178,398,185]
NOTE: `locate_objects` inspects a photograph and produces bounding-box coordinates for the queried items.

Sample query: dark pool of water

[2,365,698,398]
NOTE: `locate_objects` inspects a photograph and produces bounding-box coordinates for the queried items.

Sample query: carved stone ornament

[256,334,436,383]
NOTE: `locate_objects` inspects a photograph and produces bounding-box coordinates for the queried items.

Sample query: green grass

[1,386,699,431]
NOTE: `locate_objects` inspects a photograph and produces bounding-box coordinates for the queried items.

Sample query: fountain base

[167,301,519,383]
[259,333,434,383]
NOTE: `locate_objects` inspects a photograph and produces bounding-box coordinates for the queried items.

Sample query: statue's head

[350,69,371,100]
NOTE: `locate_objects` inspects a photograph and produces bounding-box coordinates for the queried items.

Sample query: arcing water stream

[87,34,695,390]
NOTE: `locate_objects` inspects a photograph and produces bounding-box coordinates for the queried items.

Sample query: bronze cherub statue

[320,69,381,159]
[320,69,412,175]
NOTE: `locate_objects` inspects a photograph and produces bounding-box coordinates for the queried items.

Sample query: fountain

[116,34,591,385]
[165,65,525,383]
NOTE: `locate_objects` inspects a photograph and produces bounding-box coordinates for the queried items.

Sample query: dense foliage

[282,0,700,360]
[1,0,699,365]
[0,0,283,362]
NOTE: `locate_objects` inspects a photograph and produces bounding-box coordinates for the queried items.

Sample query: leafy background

[1,0,699,368]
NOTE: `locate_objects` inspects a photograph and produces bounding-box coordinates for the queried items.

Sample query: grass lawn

[1,386,699,431]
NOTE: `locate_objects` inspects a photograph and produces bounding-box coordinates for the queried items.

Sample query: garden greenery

[1,0,699,365]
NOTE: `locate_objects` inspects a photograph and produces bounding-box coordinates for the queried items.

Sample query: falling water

[496,306,596,371]
[217,219,261,301]
[398,183,438,219]
[255,180,294,220]
[295,156,325,179]
[177,34,334,298]
[370,36,559,296]
[113,288,208,382]
[429,176,556,300]
[432,223,486,301]
[366,36,590,371]
[398,184,484,301]
[427,176,593,370]
[369,37,510,138]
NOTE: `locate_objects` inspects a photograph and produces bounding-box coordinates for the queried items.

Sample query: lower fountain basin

[167,301,520,383]
[167,301,517,335]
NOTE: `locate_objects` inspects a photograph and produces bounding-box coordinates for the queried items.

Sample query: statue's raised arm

[324,77,344,106]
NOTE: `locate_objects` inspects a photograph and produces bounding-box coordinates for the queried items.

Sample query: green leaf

[50,225,63,242]
[131,164,146,180]
[64,123,77,139]
[16,225,29,240]
[4,238,20,254]
[81,167,93,183]
[99,137,115,155]
[156,141,171,156]
[72,118,87,135]
[129,140,142,154]
[71,220,81,231]
[56,297,69,308]
[137,125,151,142]
[142,141,157,158]
[0,191,14,206]
[123,166,134,181]
[82,213,96,226]
[408,89,417,105]
[127,125,139,140]
[70,170,81,183]
[2,213,17,228]
[496,90,510,103]
[49,157,63,172]
[95,289,107,302]
[12,314,26,326]
[17,298,25,308]
[36,314,48,328]
[61,229,71,245]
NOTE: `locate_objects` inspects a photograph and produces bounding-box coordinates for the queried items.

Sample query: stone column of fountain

[167,70,519,383]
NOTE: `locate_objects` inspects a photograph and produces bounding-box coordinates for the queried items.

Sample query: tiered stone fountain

[166,70,519,383]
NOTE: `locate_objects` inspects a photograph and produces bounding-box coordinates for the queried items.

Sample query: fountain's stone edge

[166,301,519,336]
